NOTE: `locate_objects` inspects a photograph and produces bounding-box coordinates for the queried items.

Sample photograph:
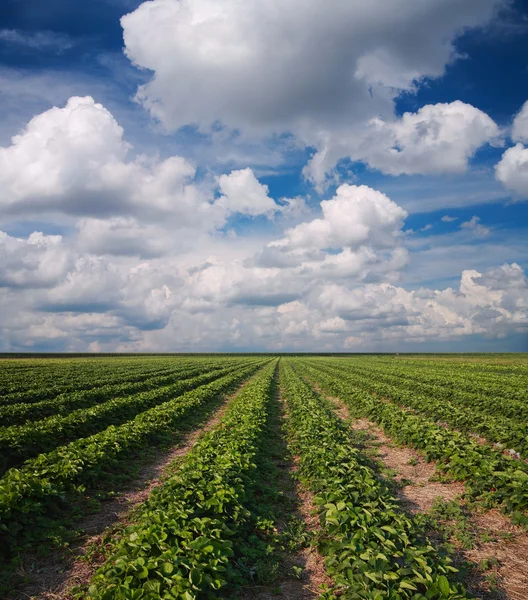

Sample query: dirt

[465,509,528,600]
[13,379,251,600]
[349,416,465,512]
[370,390,527,464]
[239,381,332,600]
[316,385,528,600]
[308,383,463,513]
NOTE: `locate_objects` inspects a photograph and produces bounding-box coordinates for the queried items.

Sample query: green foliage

[83,361,278,599]
[0,361,267,560]
[419,499,475,551]
[0,361,248,472]
[281,360,468,599]
[1,354,525,599]
[0,360,233,426]
[299,359,528,521]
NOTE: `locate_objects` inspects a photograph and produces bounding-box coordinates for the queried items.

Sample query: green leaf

[437,575,451,596]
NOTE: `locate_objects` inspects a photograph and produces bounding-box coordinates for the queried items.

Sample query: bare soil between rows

[310,379,528,600]
[13,374,257,600]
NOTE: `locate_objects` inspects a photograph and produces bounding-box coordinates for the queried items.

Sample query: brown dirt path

[312,380,528,600]
[13,373,259,600]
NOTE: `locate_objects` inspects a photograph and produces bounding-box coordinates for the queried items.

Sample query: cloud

[0,97,301,235]
[304,101,501,185]
[0,231,71,288]
[121,0,501,184]
[268,184,407,255]
[495,143,528,199]
[75,217,171,258]
[0,91,525,352]
[0,29,75,53]
[494,100,528,199]
[512,100,528,143]
[0,96,222,225]
[460,215,491,237]
[41,255,180,331]
[216,168,279,217]
[316,262,528,344]
[441,215,458,222]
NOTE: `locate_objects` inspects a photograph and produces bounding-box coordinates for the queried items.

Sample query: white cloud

[0,96,124,211]
[121,0,501,183]
[0,91,526,352]
[315,263,528,344]
[216,168,279,217]
[512,100,528,143]
[0,29,75,53]
[0,96,226,232]
[40,255,180,332]
[268,184,407,255]
[441,215,458,222]
[75,217,172,258]
[304,101,501,185]
[0,97,309,238]
[495,143,528,199]
[0,231,71,288]
[494,100,528,200]
[460,215,490,237]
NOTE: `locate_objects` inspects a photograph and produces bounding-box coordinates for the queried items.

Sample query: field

[0,355,527,599]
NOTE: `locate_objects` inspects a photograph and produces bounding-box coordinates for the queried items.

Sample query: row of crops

[0,353,526,598]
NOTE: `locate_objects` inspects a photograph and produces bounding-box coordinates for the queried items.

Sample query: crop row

[305,359,528,457]
[297,360,528,524]
[0,362,253,474]
[85,360,278,599]
[0,359,224,407]
[317,358,528,420]
[0,358,180,398]
[0,360,267,559]
[0,360,239,427]
[281,360,466,599]
[386,356,528,376]
[336,358,528,409]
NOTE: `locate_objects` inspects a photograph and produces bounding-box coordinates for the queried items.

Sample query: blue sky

[0,0,527,352]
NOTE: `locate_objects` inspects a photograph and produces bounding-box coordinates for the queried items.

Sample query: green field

[1,354,527,599]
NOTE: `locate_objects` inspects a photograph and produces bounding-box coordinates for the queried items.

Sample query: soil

[13,378,253,600]
[238,378,332,599]
[314,383,528,600]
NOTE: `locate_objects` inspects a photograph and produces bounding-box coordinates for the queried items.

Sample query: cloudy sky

[0,0,527,352]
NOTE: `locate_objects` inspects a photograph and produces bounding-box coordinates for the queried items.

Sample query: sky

[0,0,527,353]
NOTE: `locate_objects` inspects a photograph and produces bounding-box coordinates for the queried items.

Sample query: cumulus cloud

[216,168,279,217]
[441,215,458,222]
[0,92,526,352]
[0,96,305,237]
[0,96,230,233]
[304,101,501,185]
[0,231,71,288]
[315,263,528,345]
[512,100,528,143]
[121,0,501,183]
[41,255,180,332]
[76,217,172,258]
[268,184,407,259]
[494,100,528,199]
[495,143,528,199]
[361,102,499,176]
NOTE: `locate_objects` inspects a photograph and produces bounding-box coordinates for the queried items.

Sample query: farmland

[0,355,527,599]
